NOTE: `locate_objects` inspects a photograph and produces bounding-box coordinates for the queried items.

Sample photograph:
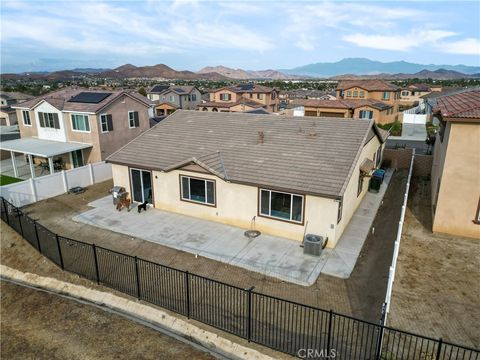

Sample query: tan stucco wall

[432,122,480,239]
[353,106,396,124]
[210,90,239,102]
[110,133,384,247]
[16,109,37,138]
[97,95,151,161]
[335,135,383,242]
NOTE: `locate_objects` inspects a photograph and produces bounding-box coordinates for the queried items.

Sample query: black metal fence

[1,197,478,360]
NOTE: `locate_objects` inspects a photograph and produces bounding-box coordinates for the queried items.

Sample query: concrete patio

[73,169,393,286]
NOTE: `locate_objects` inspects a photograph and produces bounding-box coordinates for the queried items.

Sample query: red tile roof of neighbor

[434,90,480,121]
[336,79,399,91]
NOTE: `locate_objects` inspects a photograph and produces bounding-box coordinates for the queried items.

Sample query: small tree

[138,87,147,97]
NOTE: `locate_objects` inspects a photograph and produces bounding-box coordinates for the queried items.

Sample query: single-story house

[107,111,388,248]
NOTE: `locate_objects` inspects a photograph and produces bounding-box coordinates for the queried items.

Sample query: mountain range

[2,58,479,81]
[280,58,480,77]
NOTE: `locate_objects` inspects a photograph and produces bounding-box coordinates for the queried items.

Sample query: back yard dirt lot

[8,170,407,323]
[388,177,480,348]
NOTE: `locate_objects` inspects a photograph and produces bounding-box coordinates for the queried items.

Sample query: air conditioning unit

[303,234,324,256]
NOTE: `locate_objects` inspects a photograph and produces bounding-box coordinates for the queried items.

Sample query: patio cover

[0,138,92,158]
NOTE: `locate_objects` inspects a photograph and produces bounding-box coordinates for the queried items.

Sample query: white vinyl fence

[0,162,112,207]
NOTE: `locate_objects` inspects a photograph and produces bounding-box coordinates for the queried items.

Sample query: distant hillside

[2,64,230,81]
[98,64,228,80]
[331,68,479,80]
[281,58,480,77]
[197,65,295,79]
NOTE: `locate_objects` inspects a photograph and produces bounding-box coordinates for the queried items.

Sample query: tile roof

[289,99,392,111]
[11,88,152,113]
[212,84,275,94]
[107,110,385,198]
[434,89,480,121]
[148,85,196,95]
[198,99,265,109]
[337,80,399,92]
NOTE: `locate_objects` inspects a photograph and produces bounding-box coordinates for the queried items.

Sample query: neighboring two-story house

[285,99,395,124]
[399,84,440,106]
[336,80,400,120]
[0,92,34,126]
[430,90,480,239]
[1,88,152,178]
[199,84,279,113]
[147,85,201,116]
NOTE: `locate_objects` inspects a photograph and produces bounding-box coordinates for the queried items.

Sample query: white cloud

[343,30,456,51]
[436,38,480,55]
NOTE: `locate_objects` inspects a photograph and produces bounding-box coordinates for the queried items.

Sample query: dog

[137,201,148,213]
[116,198,131,212]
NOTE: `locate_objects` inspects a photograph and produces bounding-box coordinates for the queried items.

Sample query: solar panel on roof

[151,85,169,93]
[173,88,186,93]
[68,92,112,104]
[238,84,255,91]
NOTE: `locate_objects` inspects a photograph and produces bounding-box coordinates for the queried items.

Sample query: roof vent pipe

[257,131,264,144]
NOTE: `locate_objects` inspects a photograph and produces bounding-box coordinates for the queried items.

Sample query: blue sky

[1,0,479,73]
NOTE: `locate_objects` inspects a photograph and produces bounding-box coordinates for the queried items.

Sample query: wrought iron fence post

[33,220,42,253]
[375,304,387,360]
[247,286,255,342]
[17,209,24,238]
[185,271,190,319]
[55,234,64,270]
[93,244,100,285]
[436,338,443,360]
[2,198,9,225]
[327,310,333,354]
[134,256,141,300]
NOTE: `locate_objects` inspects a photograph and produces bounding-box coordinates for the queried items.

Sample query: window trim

[257,188,305,225]
[100,113,109,133]
[382,91,390,100]
[22,110,32,126]
[357,171,364,197]
[337,198,343,224]
[128,111,139,128]
[179,175,216,207]
[71,113,91,133]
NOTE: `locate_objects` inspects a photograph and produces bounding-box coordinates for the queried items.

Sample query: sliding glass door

[130,168,152,204]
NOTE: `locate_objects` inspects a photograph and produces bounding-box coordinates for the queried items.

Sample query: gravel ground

[0,281,216,360]
[388,177,480,348]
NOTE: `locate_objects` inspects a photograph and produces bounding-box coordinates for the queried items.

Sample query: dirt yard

[15,172,407,323]
[0,281,215,360]
[388,177,480,348]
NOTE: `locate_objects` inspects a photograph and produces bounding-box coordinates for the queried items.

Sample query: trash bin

[110,186,126,205]
[373,169,386,183]
[303,234,324,256]
[369,176,382,193]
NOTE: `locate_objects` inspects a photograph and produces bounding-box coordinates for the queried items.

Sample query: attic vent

[257,131,264,144]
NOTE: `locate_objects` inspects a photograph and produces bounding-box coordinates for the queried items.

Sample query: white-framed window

[347,90,352,97]
[257,93,264,100]
[191,94,197,101]
[180,175,215,206]
[353,90,358,98]
[382,91,390,100]
[169,95,175,103]
[38,112,60,129]
[128,111,139,128]
[359,110,373,119]
[271,92,277,100]
[22,110,31,126]
[100,114,113,133]
[71,114,90,132]
[359,90,365,98]
[259,189,304,223]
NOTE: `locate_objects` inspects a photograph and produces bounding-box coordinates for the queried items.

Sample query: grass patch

[377,121,402,136]
[0,175,23,186]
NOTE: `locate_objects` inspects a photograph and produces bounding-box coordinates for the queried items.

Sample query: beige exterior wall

[335,136,383,241]
[337,88,400,116]
[353,106,396,124]
[110,133,384,247]
[209,89,279,112]
[304,107,351,118]
[210,90,239,102]
[97,94,151,161]
[16,109,38,138]
[432,122,480,239]
[399,90,431,105]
